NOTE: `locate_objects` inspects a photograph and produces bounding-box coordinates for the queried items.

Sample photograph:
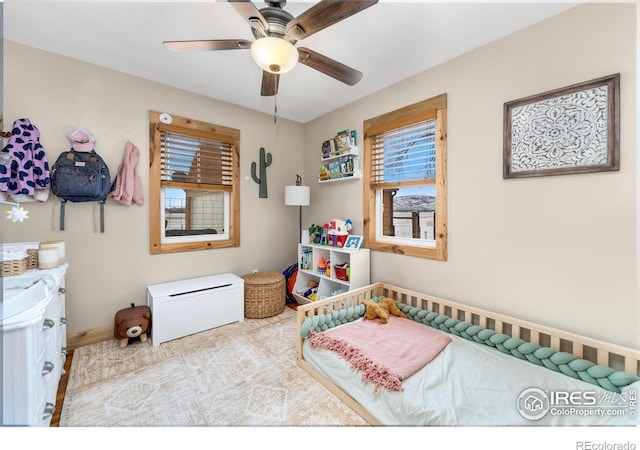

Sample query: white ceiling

[3,0,577,123]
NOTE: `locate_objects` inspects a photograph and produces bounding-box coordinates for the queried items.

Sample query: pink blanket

[309,315,451,393]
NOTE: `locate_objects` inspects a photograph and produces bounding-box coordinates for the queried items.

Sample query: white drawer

[30,388,49,427]
[1,264,68,426]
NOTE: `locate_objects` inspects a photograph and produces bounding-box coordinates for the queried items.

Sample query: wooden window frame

[149,111,240,254]
[363,94,447,260]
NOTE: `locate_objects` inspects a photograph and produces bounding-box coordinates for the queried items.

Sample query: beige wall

[303,3,638,348]
[3,3,637,349]
[2,42,305,334]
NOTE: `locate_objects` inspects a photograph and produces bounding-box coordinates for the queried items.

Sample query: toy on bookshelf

[300,246,313,270]
[296,279,319,302]
[308,224,323,244]
[317,256,327,275]
[308,219,352,247]
[334,262,349,281]
[320,223,329,245]
[327,218,352,247]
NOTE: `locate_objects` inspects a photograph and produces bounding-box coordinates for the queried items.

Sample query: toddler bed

[295,282,640,426]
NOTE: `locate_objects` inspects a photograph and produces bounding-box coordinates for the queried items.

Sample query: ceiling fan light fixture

[250,37,299,74]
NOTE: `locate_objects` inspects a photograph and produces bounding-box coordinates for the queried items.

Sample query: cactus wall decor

[251,147,272,198]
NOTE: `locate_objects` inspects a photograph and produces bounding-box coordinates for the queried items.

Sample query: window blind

[160,130,233,187]
[370,118,437,186]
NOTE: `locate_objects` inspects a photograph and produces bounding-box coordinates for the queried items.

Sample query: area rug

[60,307,368,426]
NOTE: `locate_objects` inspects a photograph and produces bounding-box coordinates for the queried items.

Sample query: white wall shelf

[318,169,362,183]
[319,146,361,183]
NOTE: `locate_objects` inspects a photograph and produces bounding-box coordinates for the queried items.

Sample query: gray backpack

[51,149,114,232]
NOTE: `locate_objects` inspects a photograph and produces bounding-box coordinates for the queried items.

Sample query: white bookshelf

[292,243,370,304]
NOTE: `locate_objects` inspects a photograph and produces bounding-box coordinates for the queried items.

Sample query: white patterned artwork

[503,74,619,178]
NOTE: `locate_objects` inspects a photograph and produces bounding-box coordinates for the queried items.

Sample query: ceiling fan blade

[261,71,280,96]
[285,0,378,41]
[227,0,269,37]
[163,39,252,52]
[297,47,363,86]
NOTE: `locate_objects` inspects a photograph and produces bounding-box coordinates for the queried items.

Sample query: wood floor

[50,302,299,427]
[50,349,73,427]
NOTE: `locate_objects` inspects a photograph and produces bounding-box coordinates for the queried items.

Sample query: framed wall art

[503,73,620,179]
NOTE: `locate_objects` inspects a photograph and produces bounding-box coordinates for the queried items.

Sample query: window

[363,94,447,260]
[149,111,240,254]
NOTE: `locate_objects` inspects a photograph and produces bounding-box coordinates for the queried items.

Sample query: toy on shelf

[319,166,329,181]
[308,218,354,247]
[297,279,319,302]
[299,246,313,270]
[320,223,329,245]
[334,262,349,281]
[327,218,352,247]
[317,256,327,275]
[308,224,323,244]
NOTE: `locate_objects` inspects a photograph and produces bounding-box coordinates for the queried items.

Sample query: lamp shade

[251,37,299,74]
[284,185,310,206]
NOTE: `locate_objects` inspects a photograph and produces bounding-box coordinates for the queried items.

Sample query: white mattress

[303,326,640,426]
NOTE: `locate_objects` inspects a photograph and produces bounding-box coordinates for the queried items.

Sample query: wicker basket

[1,257,28,277]
[242,271,286,319]
[26,248,39,269]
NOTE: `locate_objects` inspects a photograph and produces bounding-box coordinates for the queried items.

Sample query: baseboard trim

[66,304,299,350]
[67,325,113,350]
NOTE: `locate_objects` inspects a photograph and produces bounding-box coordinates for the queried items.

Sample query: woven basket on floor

[242,271,285,319]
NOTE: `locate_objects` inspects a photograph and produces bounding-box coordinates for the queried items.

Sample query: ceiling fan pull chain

[274,94,278,124]
[272,94,281,147]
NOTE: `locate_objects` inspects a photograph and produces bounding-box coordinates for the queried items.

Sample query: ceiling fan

[163,0,378,96]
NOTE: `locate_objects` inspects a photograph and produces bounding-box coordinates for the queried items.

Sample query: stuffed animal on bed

[362,298,407,324]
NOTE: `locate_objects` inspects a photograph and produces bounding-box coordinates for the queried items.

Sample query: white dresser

[2,264,68,426]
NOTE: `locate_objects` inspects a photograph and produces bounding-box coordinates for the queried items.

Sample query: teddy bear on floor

[114,303,151,348]
[362,298,407,324]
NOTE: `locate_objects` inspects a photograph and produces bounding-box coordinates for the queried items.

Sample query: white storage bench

[147,273,244,346]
